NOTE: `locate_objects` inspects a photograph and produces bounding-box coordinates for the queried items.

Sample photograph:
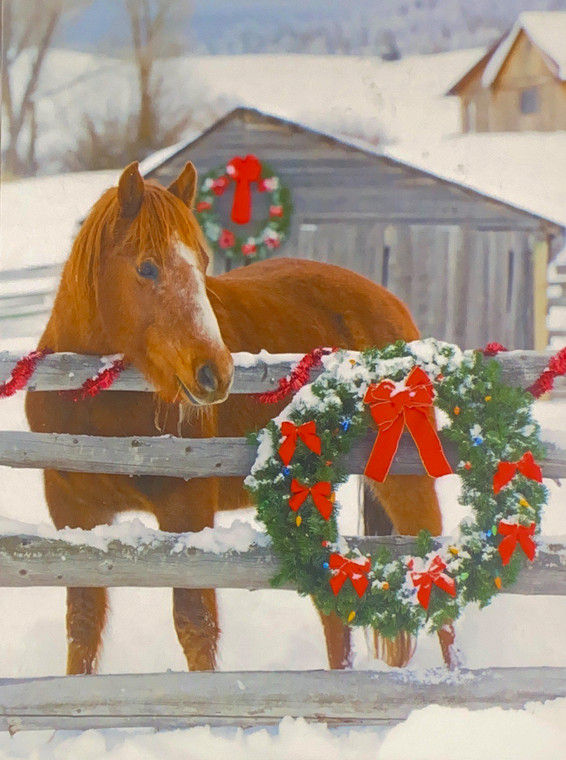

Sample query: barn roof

[142,106,564,232]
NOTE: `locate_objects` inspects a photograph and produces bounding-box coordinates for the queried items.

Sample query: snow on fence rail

[1,349,566,732]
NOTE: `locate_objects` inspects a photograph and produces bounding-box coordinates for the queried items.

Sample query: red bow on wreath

[226,154,262,225]
[493,451,543,494]
[278,420,322,466]
[328,553,371,597]
[289,479,333,520]
[363,366,452,482]
[410,555,456,610]
[497,521,537,565]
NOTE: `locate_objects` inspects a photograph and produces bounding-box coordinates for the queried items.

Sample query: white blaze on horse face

[175,241,223,345]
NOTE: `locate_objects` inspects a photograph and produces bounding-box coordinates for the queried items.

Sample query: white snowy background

[1,43,566,760]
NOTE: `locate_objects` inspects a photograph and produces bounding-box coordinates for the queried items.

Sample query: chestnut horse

[26,161,442,675]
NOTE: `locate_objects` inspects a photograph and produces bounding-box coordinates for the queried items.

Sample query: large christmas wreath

[245,339,546,638]
[195,155,292,265]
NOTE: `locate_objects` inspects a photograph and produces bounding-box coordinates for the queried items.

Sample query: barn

[144,106,562,351]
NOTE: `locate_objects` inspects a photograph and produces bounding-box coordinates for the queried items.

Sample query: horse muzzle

[177,359,233,405]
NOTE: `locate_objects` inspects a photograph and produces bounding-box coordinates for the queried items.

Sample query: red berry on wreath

[265,231,281,249]
[242,241,257,256]
[196,201,212,212]
[219,229,235,249]
[212,176,229,196]
[270,205,284,217]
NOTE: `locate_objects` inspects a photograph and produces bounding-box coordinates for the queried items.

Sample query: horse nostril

[196,363,218,392]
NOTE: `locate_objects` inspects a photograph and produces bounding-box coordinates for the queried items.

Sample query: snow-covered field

[2,46,566,760]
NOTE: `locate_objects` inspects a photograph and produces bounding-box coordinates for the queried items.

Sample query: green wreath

[195,158,292,265]
[245,338,547,639]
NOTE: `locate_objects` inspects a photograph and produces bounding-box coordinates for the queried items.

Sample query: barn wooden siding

[147,109,558,351]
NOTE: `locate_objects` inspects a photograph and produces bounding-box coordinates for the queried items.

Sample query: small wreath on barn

[245,338,547,639]
[195,155,292,265]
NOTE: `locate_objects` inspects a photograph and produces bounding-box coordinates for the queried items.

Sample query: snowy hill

[7,46,566,235]
[11,47,482,172]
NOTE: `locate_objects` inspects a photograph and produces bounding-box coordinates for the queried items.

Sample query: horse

[25,161,443,675]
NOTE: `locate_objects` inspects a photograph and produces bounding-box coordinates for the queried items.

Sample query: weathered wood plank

[0,350,556,393]
[3,667,566,732]
[533,237,549,351]
[0,264,62,282]
[1,532,565,593]
[0,429,564,478]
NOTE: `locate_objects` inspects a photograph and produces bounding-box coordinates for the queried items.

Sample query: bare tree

[1,0,67,175]
[125,0,193,155]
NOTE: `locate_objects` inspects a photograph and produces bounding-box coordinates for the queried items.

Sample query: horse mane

[64,180,206,309]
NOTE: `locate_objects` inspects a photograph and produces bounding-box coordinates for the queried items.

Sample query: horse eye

[137,260,159,280]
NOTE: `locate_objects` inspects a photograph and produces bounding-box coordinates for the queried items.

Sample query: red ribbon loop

[328,553,371,597]
[363,366,452,482]
[410,555,457,609]
[227,154,262,225]
[278,420,322,466]
[498,521,537,565]
[289,479,333,520]
[493,451,543,494]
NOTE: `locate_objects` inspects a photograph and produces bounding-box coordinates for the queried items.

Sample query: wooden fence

[548,260,566,346]
[0,264,61,339]
[1,349,566,732]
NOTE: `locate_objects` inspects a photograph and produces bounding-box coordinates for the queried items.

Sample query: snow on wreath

[195,155,292,265]
[245,338,546,640]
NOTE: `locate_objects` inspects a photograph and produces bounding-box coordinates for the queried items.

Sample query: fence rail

[3,667,566,732]
[1,429,565,479]
[0,349,559,393]
[1,531,565,594]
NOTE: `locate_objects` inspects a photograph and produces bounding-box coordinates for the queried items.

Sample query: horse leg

[367,474,443,667]
[154,477,220,671]
[317,482,393,669]
[317,611,352,669]
[44,470,114,675]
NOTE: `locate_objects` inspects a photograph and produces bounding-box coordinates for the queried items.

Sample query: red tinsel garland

[3,343,566,404]
[480,342,566,398]
[257,347,337,404]
[63,358,126,402]
[0,348,52,398]
[527,346,566,399]
[481,342,508,357]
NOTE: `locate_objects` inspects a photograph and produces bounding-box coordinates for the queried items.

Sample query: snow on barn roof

[482,11,566,87]
[143,106,565,232]
[385,131,566,231]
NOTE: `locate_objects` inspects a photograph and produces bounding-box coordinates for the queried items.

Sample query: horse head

[75,161,234,405]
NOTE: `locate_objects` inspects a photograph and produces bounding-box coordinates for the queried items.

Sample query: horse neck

[40,263,115,355]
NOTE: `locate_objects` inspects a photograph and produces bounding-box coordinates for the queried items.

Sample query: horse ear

[118,162,144,218]
[168,161,198,209]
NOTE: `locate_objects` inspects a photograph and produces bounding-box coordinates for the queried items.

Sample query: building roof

[482,11,566,87]
[143,106,564,232]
